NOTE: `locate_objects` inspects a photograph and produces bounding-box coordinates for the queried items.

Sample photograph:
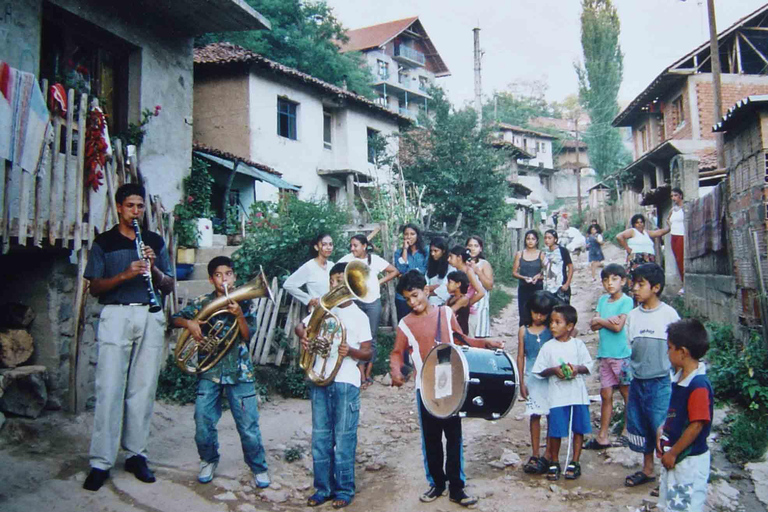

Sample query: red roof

[340,17,450,77]
[343,17,418,52]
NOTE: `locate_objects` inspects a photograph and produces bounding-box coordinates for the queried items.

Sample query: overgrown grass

[372,331,395,377]
[156,356,199,404]
[602,223,625,243]
[720,412,768,463]
[490,288,514,318]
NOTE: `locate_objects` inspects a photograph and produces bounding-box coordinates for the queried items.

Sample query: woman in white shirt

[425,237,454,306]
[466,235,494,338]
[616,213,668,273]
[338,234,399,388]
[666,188,685,291]
[283,233,335,309]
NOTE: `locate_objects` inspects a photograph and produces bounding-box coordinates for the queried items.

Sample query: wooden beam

[737,31,743,73]
[740,32,768,68]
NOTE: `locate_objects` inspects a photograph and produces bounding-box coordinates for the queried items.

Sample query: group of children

[176,248,712,512]
[517,261,713,511]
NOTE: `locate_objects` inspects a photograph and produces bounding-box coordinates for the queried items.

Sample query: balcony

[394,45,425,67]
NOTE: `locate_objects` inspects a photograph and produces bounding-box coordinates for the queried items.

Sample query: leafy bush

[174,157,214,248]
[156,356,199,404]
[484,224,517,286]
[707,325,768,413]
[602,222,625,243]
[721,411,768,463]
[232,196,349,283]
[372,331,396,377]
[251,365,310,399]
[284,445,305,462]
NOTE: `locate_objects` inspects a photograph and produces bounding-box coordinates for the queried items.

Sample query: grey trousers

[89,305,166,470]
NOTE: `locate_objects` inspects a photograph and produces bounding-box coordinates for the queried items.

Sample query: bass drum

[420,344,519,420]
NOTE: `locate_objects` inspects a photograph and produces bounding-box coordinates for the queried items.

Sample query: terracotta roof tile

[495,122,557,139]
[696,149,718,171]
[193,143,281,176]
[194,43,410,123]
[341,17,418,52]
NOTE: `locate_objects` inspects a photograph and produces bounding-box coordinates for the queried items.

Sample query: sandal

[360,378,373,390]
[307,493,330,507]
[523,456,540,474]
[625,471,655,487]
[583,438,611,450]
[546,462,561,481]
[564,461,581,480]
[332,497,352,509]
[650,485,660,497]
[537,458,550,475]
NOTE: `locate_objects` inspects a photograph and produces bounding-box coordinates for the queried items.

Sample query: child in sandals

[532,305,593,481]
[517,291,557,475]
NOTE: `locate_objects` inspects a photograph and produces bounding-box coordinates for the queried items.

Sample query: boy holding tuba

[295,262,372,509]
[171,256,270,488]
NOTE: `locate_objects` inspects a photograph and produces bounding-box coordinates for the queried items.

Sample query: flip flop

[307,493,331,507]
[583,438,611,450]
[625,471,655,487]
[332,497,352,509]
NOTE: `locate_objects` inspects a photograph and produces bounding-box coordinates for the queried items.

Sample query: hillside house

[193,43,409,213]
[612,3,768,293]
[340,17,450,121]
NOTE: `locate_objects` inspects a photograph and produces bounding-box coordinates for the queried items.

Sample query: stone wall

[0,250,77,409]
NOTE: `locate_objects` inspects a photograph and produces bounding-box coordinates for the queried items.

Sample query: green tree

[575,0,631,177]
[401,87,510,234]
[482,79,562,127]
[196,0,375,97]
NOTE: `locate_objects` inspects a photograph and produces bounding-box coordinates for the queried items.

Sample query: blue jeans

[627,376,671,454]
[194,379,268,474]
[310,382,360,501]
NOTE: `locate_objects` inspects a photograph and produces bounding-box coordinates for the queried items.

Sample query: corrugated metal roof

[713,94,768,132]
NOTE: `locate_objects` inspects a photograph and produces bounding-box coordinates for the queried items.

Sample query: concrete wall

[551,170,597,199]
[246,73,400,202]
[2,0,41,74]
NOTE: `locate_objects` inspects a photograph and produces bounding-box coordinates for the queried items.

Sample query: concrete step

[212,234,227,246]
[190,262,211,281]
[194,245,239,264]
[176,279,214,301]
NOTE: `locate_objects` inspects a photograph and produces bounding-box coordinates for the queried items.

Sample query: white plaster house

[193,43,409,210]
[340,17,450,121]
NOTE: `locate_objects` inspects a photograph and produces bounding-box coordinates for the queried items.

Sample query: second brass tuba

[174,267,274,375]
[300,260,379,386]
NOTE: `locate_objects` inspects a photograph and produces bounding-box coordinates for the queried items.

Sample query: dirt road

[0,243,761,511]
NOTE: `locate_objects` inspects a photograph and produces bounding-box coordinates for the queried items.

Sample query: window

[377,60,389,80]
[367,128,379,164]
[323,109,332,150]
[277,97,298,140]
[327,185,339,204]
[419,76,429,92]
[541,142,547,153]
[398,68,409,85]
[672,96,685,129]
[639,126,648,153]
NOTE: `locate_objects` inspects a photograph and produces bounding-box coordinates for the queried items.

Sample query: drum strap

[434,306,443,345]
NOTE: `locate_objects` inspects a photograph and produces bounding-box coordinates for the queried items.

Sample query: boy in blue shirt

[656,318,713,512]
[586,264,634,449]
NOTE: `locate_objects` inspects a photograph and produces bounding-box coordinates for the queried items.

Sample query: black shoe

[125,455,156,483]
[419,486,446,502]
[83,468,110,491]
[449,490,478,507]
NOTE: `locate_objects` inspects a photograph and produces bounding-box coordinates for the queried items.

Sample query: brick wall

[663,84,693,141]
[697,81,768,140]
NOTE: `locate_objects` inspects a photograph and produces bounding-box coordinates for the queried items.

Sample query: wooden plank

[16,160,28,247]
[74,93,87,252]
[260,287,284,364]
[114,139,126,187]
[380,221,398,328]
[104,161,118,227]
[1,159,9,253]
[250,296,268,358]
[275,298,296,366]
[62,88,75,248]
[69,247,88,413]
[253,278,278,361]
[48,118,62,245]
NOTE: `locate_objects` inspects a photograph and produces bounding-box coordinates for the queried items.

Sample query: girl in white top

[283,233,335,309]
[425,237,454,306]
[338,234,399,388]
[466,236,493,338]
[616,213,668,271]
[666,187,685,292]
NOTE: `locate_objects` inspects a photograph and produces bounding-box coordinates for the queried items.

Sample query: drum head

[420,344,469,419]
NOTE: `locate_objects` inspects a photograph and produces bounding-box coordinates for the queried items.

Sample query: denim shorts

[626,376,671,454]
[548,404,591,438]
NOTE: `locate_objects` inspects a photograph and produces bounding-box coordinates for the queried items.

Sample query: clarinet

[132,219,163,313]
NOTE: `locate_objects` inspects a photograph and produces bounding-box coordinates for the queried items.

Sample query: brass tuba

[300,260,379,386]
[174,267,274,375]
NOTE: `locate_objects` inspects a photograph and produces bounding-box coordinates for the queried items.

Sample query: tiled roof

[696,149,718,171]
[342,17,418,52]
[194,43,411,123]
[560,139,588,149]
[495,122,557,139]
[192,143,281,176]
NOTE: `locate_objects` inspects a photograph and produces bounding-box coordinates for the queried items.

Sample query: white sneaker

[198,461,217,483]
[254,471,270,488]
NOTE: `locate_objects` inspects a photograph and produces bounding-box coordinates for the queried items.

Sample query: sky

[325,0,768,108]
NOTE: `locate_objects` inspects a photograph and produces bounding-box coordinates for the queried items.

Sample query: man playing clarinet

[83,183,174,491]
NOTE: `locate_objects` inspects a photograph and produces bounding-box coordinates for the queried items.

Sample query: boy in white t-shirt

[295,262,372,509]
[532,304,593,481]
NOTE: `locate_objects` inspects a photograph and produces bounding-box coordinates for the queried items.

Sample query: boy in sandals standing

[532,305,593,480]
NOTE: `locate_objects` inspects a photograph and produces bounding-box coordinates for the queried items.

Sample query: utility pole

[575,118,582,217]
[707,0,725,170]
[473,27,482,129]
